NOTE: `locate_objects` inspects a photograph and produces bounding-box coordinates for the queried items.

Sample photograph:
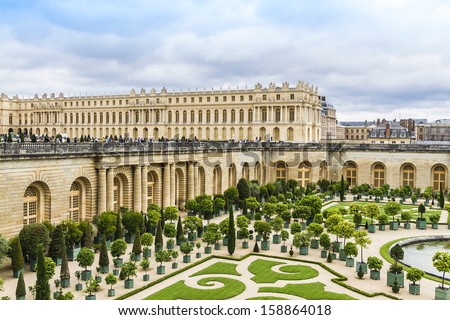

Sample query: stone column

[106,168,114,211]
[134,165,142,212]
[170,163,176,206]
[163,163,171,208]
[187,162,194,200]
[193,162,199,197]
[141,166,148,213]
[97,168,107,214]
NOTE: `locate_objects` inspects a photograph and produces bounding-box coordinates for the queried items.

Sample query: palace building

[0,82,449,239]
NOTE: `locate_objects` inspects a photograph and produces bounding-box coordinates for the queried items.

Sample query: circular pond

[399,236,450,278]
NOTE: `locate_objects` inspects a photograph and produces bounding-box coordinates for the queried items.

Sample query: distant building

[320,96,337,140]
[367,121,413,144]
[416,119,450,142]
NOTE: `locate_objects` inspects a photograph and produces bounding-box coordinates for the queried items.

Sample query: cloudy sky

[1,0,449,121]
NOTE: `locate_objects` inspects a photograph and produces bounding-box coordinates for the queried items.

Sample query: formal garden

[0,177,450,300]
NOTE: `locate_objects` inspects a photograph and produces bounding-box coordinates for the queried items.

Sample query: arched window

[222,110,227,123]
[190,110,195,123]
[155,110,160,123]
[261,108,267,122]
[112,112,116,123]
[287,127,294,141]
[275,108,281,122]
[147,173,154,204]
[298,162,311,187]
[118,112,122,124]
[9,114,13,125]
[213,166,222,195]
[345,162,357,187]
[289,108,295,122]
[113,177,122,212]
[198,110,203,123]
[183,111,187,123]
[242,163,250,181]
[239,109,244,123]
[402,164,415,188]
[206,110,211,123]
[275,162,287,182]
[168,111,172,123]
[214,110,219,123]
[69,182,81,222]
[433,165,447,190]
[106,112,110,124]
[231,109,236,123]
[248,109,253,123]
[373,163,385,188]
[23,187,38,226]
[175,111,180,123]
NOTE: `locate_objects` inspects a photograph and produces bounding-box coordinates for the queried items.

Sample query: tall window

[345,162,357,186]
[222,110,227,123]
[289,108,295,122]
[147,173,154,204]
[168,111,172,123]
[190,110,195,123]
[261,108,267,122]
[183,111,187,123]
[175,111,180,123]
[402,164,415,188]
[275,108,281,122]
[433,165,446,190]
[198,110,203,123]
[206,110,211,123]
[373,163,385,188]
[248,109,253,123]
[298,162,311,187]
[155,110,160,123]
[275,162,287,182]
[231,109,236,123]
[69,182,80,222]
[214,110,219,123]
[113,178,122,212]
[23,187,38,226]
[239,109,244,123]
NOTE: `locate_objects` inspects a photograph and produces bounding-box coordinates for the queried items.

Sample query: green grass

[191,261,241,277]
[259,282,357,300]
[248,259,319,283]
[144,277,246,300]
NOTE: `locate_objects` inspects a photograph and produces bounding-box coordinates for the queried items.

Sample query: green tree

[48,224,65,260]
[406,267,425,286]
[354,230,371,263]
[60,244,70,281]
[253,221,272,242]
[293,205,311,223]
[212,197,225,218]
[164,206,179,223]
[11,236,24,274]
[340,174,345,201]
[262,202,277,219]
[270,216,284,235]
[298,195,322,218]
[93,211,117,240]
[132,230,142,257]
[439,187,445,209]
[418,203,426,220]
[292,231,311,248]
[15,271,26,298]
[155,250,171,267]
[246,197,260,214]
[364,203,380,224]
[121,261,137,280]
[35,244,50,300]
[176,216,183,243]
[384,201,402,222]
[19,223,50,259]
[99,237,110,270]
[237,178,250,207]
[367,256,383,271]
[84,278,100,297]
[105,273,117,290]
[227,207,236,255]
[343,242,358,258]
[183,216,202,235]
[110,239,127,260]
[306,222,323,239]
[319,233,331,250]
[224,186,239,208]
[115,211,124,239]
[155,220,163,252]
[122,210,144,233]
[76,247,95,272]
[432,251,450,288]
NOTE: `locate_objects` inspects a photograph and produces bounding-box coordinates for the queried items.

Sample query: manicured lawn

[247,296,288,300]
[191,262,241,277]
[248,259,319,283]
[258,282,357,300]
[144,277,246,300]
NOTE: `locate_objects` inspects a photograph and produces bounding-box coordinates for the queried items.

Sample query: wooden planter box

[368,224,376,233]
[332,241,341,252]
[299,246,309,255]
[339,249,347,261]
[242,241,249,249]
[196,252,201,259]
[370,269,380,280]
[99,265,109,274]
[67,246,81,261]
[346,257,354,267]
[108,288,116,297]
[95,275,102,283]
[416,220,427,230]
[435,287,450,300]
[387,271,405,287]
[222,236,229,246]
[272,234,280,244]
[60,277,70,288]
[409,283,420,295]
[320,250,328,258]
[113,258,123,268]
[356,262,368,274]
[75,283,83,291]
[131,253,141,261]
[172,262,178,269]
[124,232,135,244]
[13,268,24,278]
[188,232,197,241]
[113,268,120,276]
[85,294,96,300]
[166,242,174,250]
[16,295,25,300]
[281,245,287,253]
[143,248,152,258]
[214,243,222,250]
[261,241,270,251]
[404,222,411,230]
[52,256,62,266]
[378,224,386,231]
[432,223,439,229]
[81,270,92,281]
[204,246,212,254]
[124,279,134,289]
[183,255,191,263]
[310,239,319,249]
[143,274,150,281]
[389,221,399,230]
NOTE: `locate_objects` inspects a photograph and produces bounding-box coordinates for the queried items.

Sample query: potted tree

[121,261,137,289]
[377,213,389,231]
[401,211,412,230]
[48,224,65,266]
[141,232,154,258]
[319,233,331,258]
[367,256,383,280]
[76,247,95,281]
[432,251,450,300]
[15,271,26,300]
[354,230,371,274]
[84,277,100,300]
[219,218,230,246]
[110,238,127,270]
[155,250,171,274]
[364,203,380,233]
[183,216,202,241]
[105,273,117,297]
[387,243,405,287]
[59,246,70,288]
[429,213,441,229]
[384,201,401,230]
[406,267,424,295]
[202,226,219,253]
[140,258,150,281]
[195,242,202,258]
[74,270,82,291]
[163,223,176,250]
[131,229,142,261]
[293,231,311,255]
[270,216,283,244]
[343,242,358,267]
[254,221,272,250]
[280,210,292,228]
[238,227,250,249]
[280,230,290,253]
[98,238,110,274]
[171,250,179,269]
[416,203,427,229]
[122,210,143,243]
[11,237,25,278]
[180,241,194,263]
[93,211,117,244]
[18,223,50,271]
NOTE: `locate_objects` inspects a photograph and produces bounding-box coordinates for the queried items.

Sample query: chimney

[385,123,390,138]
